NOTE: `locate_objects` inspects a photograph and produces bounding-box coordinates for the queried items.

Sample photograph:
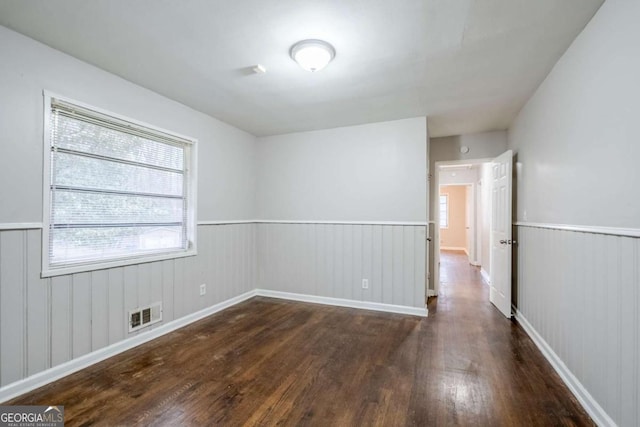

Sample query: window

[439,194,448,228]
[43,93,197,276]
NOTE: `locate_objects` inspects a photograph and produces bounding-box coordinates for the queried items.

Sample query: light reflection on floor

[431,250,496,419]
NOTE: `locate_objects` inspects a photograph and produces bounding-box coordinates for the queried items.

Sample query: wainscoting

[0,223,257,391]
[0,220,428,400]
[514,223,639,427]
[257,222,427,310]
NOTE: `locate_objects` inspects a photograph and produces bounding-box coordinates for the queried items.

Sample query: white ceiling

[0,0,603,137]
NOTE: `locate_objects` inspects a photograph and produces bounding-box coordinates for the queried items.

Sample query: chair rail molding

[0,223,43,230]
[514,221,640,238]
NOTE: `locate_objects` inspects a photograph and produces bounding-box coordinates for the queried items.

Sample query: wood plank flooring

[7,250,593,426]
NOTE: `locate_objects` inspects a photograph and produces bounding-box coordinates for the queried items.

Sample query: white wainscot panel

[257,223,427,310]
[0,224,256,394]
[515,225,639,427]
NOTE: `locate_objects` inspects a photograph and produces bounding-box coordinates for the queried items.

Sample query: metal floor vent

[129,302,162,333]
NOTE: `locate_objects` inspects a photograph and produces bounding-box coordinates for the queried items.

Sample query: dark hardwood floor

[8,250,593,426]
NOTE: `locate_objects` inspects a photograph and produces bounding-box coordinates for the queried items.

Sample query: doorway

[439,184,472,255]
[433,160,493,296]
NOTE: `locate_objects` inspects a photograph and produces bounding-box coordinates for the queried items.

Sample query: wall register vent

[128,302,162,333]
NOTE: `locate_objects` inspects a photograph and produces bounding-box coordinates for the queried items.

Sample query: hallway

[426,250,593,425]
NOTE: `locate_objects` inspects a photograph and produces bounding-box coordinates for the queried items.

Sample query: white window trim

[41,91,198,278]
[439,194,449,229]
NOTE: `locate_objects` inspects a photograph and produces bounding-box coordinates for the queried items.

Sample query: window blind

[48,98,192,267]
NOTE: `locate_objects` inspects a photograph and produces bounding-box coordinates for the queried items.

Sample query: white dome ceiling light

[290,39,336,72]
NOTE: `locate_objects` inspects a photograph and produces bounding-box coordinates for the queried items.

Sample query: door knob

[500,239,508,244]
[426,237,432,242]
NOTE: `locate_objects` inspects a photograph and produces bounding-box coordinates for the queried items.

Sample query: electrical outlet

[362,279,369,289]
[199,283,206,296]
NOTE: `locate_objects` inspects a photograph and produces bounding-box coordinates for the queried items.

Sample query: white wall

[508,0,639,228]
[509,0,639,425]
[0,26,256,223]
[439,168,479,186]
[255,119,428,308]
[429,131,507,220]
[0,26,258,394]
[256,118,427,222]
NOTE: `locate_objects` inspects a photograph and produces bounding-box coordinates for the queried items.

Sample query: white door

[489,150,513,318]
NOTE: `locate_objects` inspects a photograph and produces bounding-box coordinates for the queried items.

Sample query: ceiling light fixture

[290,39,336,72]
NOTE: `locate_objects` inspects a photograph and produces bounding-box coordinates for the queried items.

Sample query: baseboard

[0,289,258,403]
[480,268,490,285]
[427,289,438,297]
[256,289,428,317]
[514,308,615,427]
[0,288,427,403]
[440,246,467,252]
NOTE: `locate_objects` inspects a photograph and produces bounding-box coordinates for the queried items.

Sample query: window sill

[42,249,197,278]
